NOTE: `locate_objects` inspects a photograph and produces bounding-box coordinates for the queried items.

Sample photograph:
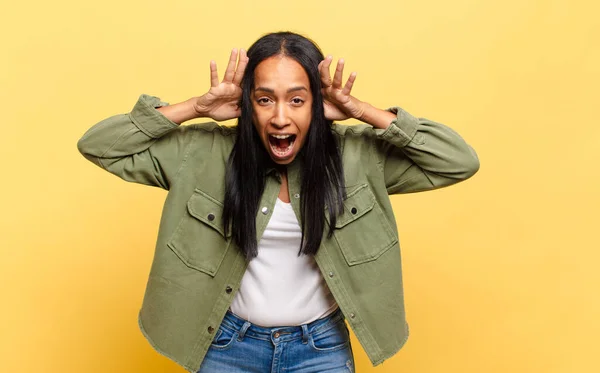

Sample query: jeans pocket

[210,324,238,350]
[309,321,350,352]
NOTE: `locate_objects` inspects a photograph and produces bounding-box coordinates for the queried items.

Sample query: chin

[271,156,296,165]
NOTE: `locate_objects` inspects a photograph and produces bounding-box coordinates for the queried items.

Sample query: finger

[233,48,248,86]
[318,60,324,83]
[210,60,219,88]
[342,72,357,96]
[332,58,345,89]
[319,55,333,86]
[223,48,238,83]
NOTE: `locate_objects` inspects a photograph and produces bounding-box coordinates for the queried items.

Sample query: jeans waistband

[220,308,345,343]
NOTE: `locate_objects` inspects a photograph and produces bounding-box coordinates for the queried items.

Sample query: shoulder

[331,122,378,140]
[180,122,238,149]
[330,123,379,153]
[165,122,237,162]
[185,121,238,137]
[329,123,381,170]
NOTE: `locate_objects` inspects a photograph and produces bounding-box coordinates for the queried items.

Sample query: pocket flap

[333,184,375,228]
[187,189,229,238]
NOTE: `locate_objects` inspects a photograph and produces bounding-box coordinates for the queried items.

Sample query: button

[225,286,233,294]
[328,271,334,278]
[207,213,215,221]
[294,193,300,199]
[261,207,269,215]
[349,313,355,319]
[273,331,280,338]
[208,326,215,333]
[351,207,357,214]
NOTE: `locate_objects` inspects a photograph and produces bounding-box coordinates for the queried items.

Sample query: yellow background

[1,0,598,372]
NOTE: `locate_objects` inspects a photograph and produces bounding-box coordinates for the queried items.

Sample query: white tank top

[229,198,338,327]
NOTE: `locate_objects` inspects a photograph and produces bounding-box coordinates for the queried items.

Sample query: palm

[323,97,350,121]
[318,56,363,122]
[197,84,242,121]
[194,48,249,122]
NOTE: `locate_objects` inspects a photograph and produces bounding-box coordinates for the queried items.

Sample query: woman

[77,32,479,373]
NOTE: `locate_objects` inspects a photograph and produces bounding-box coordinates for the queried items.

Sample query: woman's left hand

[319,56,365,121]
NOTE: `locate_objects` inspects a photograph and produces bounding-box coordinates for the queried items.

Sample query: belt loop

[237,321,251,342]
[301,324,309,344]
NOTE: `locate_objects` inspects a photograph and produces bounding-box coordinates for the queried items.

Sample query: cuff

[129,94,179,138]
[375,106,420,148]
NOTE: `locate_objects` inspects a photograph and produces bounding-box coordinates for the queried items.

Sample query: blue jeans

[198,308,355,372]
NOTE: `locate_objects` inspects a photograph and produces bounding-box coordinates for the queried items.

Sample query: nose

[271,103,291,129]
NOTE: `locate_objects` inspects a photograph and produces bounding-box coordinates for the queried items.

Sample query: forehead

[254,55,310,89]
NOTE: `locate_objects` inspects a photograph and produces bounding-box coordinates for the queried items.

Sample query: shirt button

[351,207,357,214]
[328,271,334,278]
[261,207,269,215]
[225,286,233,294]
[208,326,215,333]
[349,313,356,319]
[207,213,215,221]
[294,193,300,199]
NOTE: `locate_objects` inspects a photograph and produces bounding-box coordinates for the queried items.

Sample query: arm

[319,56,479,194]
[76,48,249,190]
[363,104,480,194]
[76,94,195,190]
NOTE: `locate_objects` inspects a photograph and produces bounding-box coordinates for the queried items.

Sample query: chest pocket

[167,188,230,277]
[330,184,398,266]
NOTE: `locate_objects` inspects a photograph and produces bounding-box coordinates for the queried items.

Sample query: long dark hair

[222,31,345,260]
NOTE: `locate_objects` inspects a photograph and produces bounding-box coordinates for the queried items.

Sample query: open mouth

[268,134,297,159]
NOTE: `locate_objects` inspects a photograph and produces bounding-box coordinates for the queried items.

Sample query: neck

[278,168,290,203]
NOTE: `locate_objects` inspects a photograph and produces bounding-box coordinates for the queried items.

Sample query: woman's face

[251,55,313,165]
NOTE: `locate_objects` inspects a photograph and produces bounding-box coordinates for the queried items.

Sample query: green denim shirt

[77,94,479,372]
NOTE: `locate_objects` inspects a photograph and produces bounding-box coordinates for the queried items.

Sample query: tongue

[277,138,290,149]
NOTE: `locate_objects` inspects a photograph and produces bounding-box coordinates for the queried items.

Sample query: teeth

[272,143,293,156]
[270,137,295,157]
[271,134,292,139]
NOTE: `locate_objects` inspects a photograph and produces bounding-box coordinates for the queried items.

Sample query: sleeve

[373,107,480,194]
[76,94,196,190]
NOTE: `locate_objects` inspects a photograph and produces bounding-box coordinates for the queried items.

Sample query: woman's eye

[257,98,270,104]
[291,98,304,105]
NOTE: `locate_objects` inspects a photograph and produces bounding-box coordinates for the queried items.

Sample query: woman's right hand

[193,48,249,121]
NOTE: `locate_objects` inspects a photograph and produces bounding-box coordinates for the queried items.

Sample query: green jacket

[77,94,479,372]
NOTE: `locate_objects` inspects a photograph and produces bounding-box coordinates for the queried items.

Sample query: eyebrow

[254,86,308,94]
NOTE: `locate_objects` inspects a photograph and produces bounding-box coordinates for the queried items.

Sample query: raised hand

[319,56,365,121]
[193,48,249,121]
